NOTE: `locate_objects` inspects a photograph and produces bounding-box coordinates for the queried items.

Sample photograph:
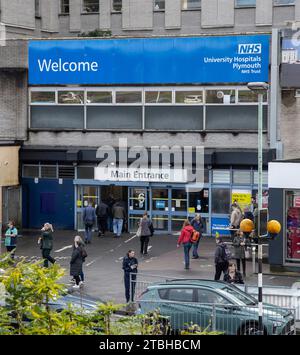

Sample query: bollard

[252,246,256,274]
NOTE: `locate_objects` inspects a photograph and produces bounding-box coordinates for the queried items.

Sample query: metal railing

[136,299,296,335]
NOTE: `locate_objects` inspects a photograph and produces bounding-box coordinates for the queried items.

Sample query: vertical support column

[70,0,81,32]
[165,0,181,29]
[256,0,273,26]
[0,187,2,255]
[99,0,111,29]
[258,243,263,334]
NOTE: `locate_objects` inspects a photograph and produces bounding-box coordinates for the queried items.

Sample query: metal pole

[258,93,263,335]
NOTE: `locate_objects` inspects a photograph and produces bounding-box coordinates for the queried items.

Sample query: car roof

[147,279,228,290]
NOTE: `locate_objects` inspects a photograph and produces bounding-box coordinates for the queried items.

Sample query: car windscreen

[221,286,257,306]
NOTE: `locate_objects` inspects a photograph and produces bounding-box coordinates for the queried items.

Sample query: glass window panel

[58,166,75,179]
[116,91,142,104]
[252,189,268,209]
[23,165,39,178]
[206,106,268,130]
[87,91,112,103]
[172,189,187,212]
[129,188,147,211]
[60,0,70,13]
[129,215,143,232]
[233,170,251,184]
[235,0,256,6]
[145,106,203,130]
[152,189,169,210]
[206,89,236,104]
[58,91,84,104]
[83,0,99,12]
[212,188,230,214]
[77,167,94,179]
[145,91,172,104]
[152,214,168,231]
[274,0,294,5]
[212,170,231,184]
[41,166,57,179]
[253,171,268,185]
[197,289,230,304]
[176,91,203,104]
[112,0,122,11]
[31,91,55,103]
[238,90,267,103]
[31,106,84,129]
[189,189,209,214]
[286,191,300,263]
[182,0,201,10]
[154,0,165,10]
[87,106,142,129]
[168,288,194,302]
[171,216,187,232]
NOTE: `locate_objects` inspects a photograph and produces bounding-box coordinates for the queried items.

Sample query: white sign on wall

[94,167,188,183]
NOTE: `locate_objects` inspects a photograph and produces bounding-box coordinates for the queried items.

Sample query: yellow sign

[77,200,82,207]
[231,190,252,211]
[188,207,196,214]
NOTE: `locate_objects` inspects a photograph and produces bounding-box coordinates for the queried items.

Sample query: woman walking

[70,236,87,289]
[38,223,55,268]
[122,250,138,303]
[233,231,251,278]
[177,220,194,270]
[224,261,244,285]
[139,212,152,256]
[191,214,204,259]
[4,221,18,259]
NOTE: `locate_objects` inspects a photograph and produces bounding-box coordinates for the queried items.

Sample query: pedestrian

[230,205,242,240]
[122,250,138,303]
[138,212,153,256]
[112,200,126,238]
[233,231,251,278]
[177,220,194,270]
[4,220,18,259]
[96,200,109,237]
[214,237,230,280]
[224,261,244,285]
[83,200,96,244]
[243,206,254,221]
[106,194,115,233]
[190,214,204,259]
[38,223,55,268]
[70,235,87,289]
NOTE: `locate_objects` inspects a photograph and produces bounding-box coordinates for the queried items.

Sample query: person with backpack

[122,250,138,303]
[233,230,251,278]
[177,220,194,270]
[138,211,153,256]
[70,235,87,289]
[96,200,109,237]
[214,236,230,280]
[190,214,204,259]
[83,201,96,244]
[4,220,18,260]
[38,222,55,268]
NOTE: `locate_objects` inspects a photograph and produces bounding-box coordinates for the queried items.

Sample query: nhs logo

[238,43,262,55]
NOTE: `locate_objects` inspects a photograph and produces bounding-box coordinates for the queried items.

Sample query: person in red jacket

[177,220,194,270]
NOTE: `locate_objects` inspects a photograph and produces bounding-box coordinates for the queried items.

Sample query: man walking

[112,200,126,238]
[83,201,96,244]
[96,200,109,237]
[214,237,230,280]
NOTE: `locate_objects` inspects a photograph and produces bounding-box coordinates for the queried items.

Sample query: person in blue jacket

[122,250,138,303]
[4,220,18,259]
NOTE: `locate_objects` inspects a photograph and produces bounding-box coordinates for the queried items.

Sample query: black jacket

[70,246,84,276]
[215,243,229,264]
[122,256,138,274]
[96,202,109,218]
[41,231,53,250]
[224,271,244,284]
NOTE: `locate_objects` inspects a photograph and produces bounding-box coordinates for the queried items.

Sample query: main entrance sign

[29,35,270,85]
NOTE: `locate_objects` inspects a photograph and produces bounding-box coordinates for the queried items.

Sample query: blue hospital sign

[28,35,270,85]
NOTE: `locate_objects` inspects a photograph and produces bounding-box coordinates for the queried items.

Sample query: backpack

[221,244,231,262]
[190,229,200,244]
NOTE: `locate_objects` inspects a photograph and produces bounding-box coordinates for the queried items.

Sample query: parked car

[136,279,295,335]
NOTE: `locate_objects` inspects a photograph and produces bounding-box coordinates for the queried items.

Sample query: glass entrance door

[128,187,149,232]
[76,185,100,230]
[151,188,169,232]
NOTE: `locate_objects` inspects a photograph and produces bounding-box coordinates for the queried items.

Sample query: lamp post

[247,82,269,335]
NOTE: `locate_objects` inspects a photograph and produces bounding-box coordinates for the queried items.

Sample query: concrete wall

[0,2,297,38]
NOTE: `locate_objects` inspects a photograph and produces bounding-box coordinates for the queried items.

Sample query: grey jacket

[112,205,126,219]
[233,236,251,259]
[139,217,152,237]
[83,205,96,225]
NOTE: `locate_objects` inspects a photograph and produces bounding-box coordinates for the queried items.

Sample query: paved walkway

[1,230,300,303]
